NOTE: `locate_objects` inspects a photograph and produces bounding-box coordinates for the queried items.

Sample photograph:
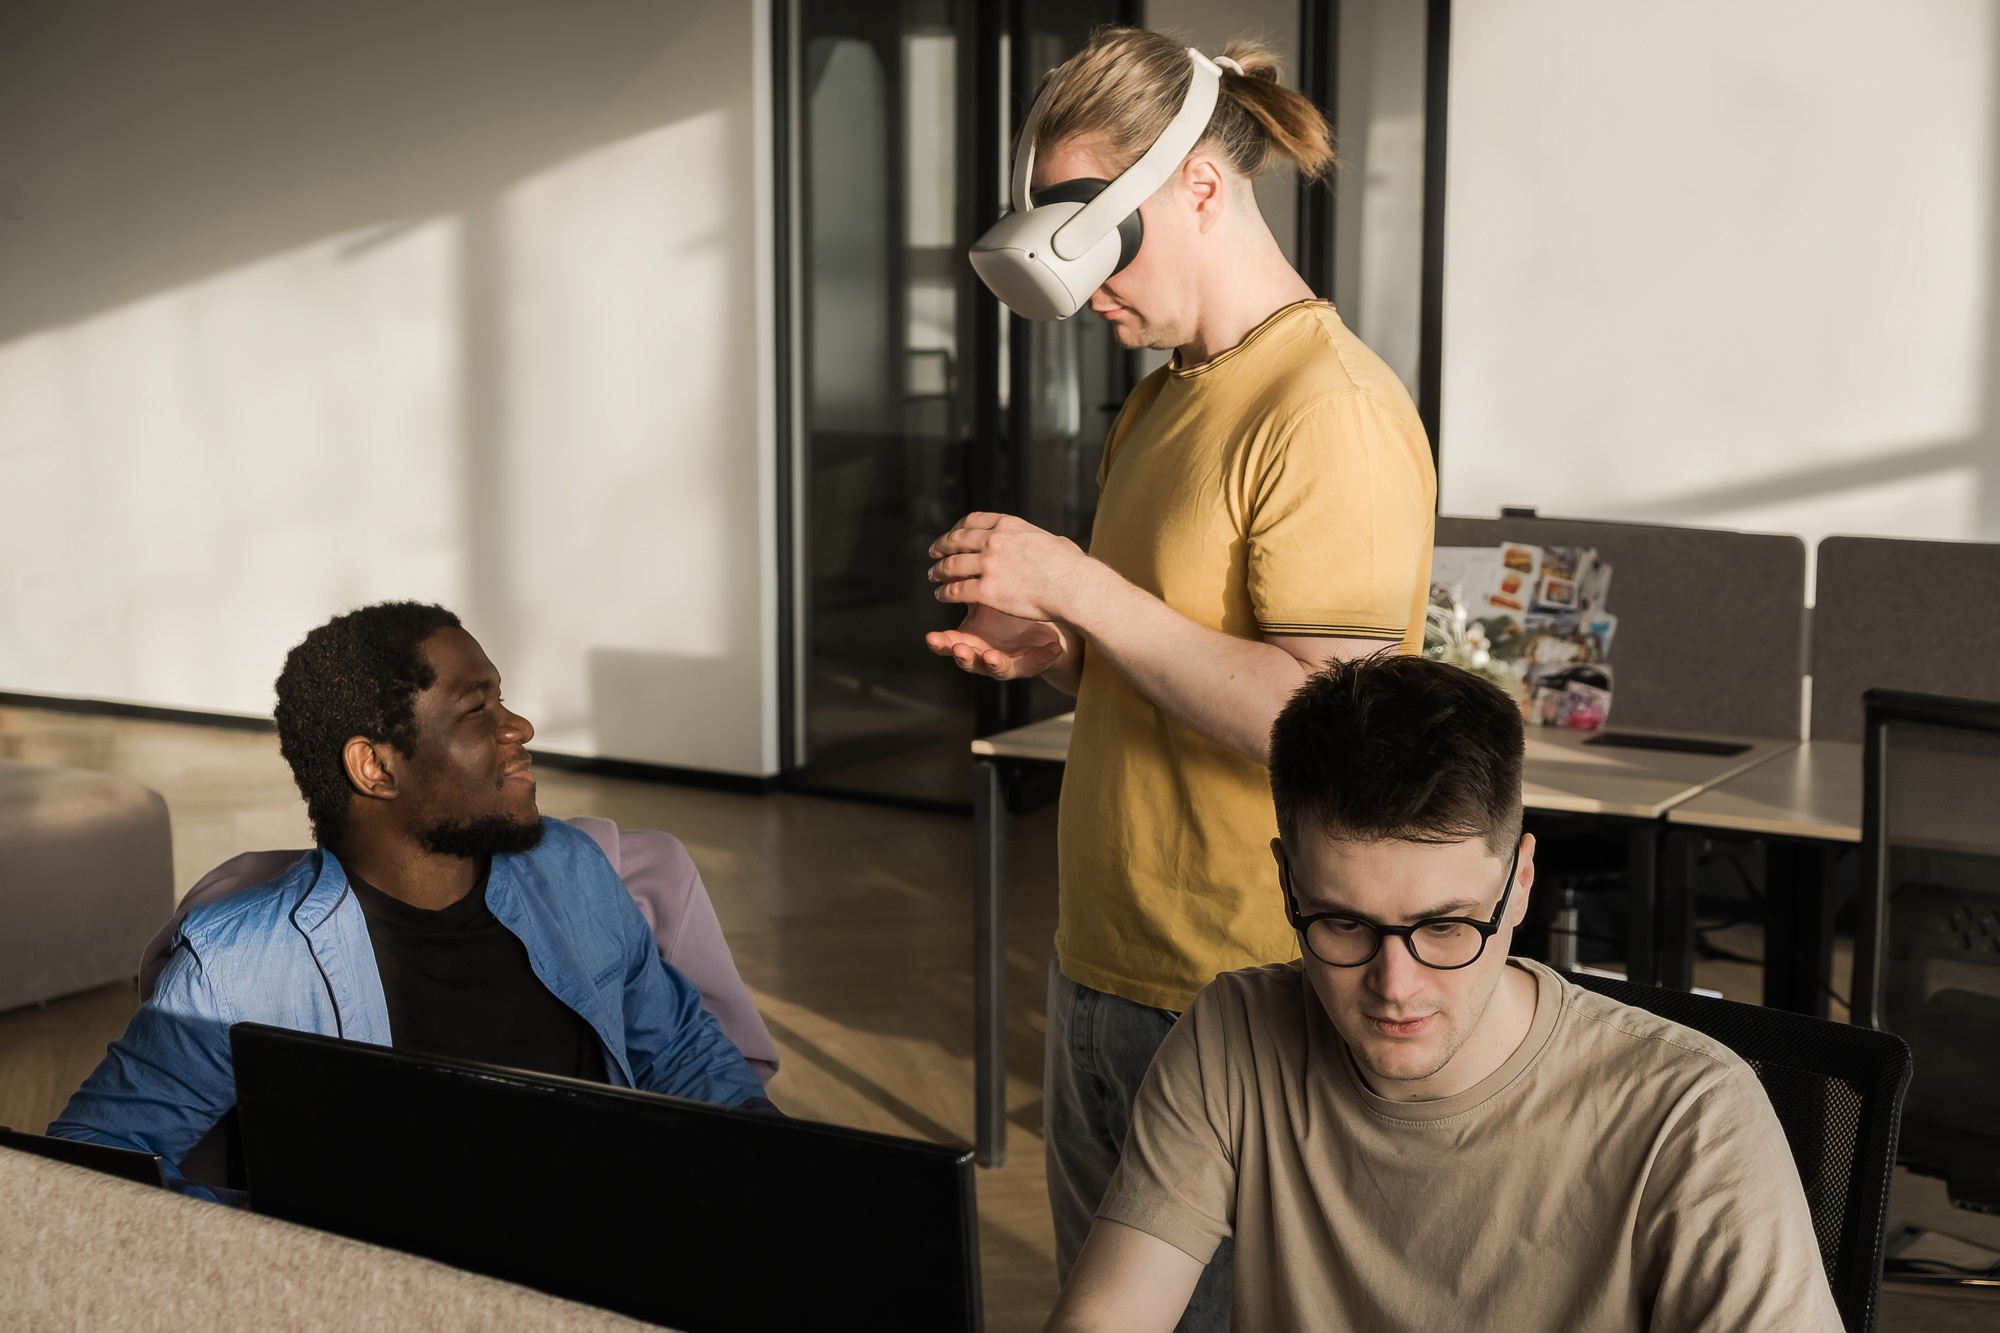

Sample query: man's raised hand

[925,604,1067,681]
[926,512,1101,623]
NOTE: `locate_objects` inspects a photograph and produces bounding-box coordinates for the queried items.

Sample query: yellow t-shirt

[1057,301,1435,1011]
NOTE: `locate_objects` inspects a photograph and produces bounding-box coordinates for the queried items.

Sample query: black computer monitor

[229,1024,982,1332]
[0,1126,168,1189]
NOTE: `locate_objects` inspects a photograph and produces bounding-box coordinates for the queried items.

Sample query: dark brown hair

[1031,26,1336,182]
[1269,656,1525,854]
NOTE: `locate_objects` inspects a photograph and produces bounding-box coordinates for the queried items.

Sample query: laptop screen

[230,1023,981,1332]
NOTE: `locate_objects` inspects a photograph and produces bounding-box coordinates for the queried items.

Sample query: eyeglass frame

[1278,836,1525,971]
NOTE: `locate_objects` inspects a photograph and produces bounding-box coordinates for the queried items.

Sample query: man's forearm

[1042,627,1086,696]
[927,513,1384,742]
[1063,565,1307,763]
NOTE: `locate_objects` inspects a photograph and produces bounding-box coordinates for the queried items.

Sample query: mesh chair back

[1564,971,1911,1333]
[1854,689,2000,1212]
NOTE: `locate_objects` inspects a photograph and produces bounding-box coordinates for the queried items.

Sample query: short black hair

[1269,655,1524,854]
[274,602,463,845]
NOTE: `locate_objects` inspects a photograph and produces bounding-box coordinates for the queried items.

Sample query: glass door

[1002,4,1138,735]
[782,0,1134,807]
[787,0,974,806]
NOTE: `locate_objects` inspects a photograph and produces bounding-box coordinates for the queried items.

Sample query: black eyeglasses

[1279,839,1523,970]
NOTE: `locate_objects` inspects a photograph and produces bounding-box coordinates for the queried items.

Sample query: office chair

[1564,971,1911,1333]
[1852,688,2000,1286]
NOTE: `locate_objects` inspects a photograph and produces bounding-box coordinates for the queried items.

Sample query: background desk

[966,716,1791,1166]
[1669,734,2000,1016]
[1520,728,1792,818]
[1668,741,1862,1017]
[1669,741,1863,842]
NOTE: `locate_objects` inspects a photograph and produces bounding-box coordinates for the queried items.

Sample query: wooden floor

[3,704,1995,1330]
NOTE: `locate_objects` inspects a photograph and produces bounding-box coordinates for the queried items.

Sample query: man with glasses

[1044,656,1840,1332]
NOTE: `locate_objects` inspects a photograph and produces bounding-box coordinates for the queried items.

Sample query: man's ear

[1180,154,1226,231]
[1269,835,1285,869]
[342,735,400,802]
[1509,832,1538,927]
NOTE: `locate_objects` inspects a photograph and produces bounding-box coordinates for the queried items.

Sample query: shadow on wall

[0,0,773,774]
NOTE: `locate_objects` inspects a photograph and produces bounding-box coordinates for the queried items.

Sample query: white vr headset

[968,48,1228,321]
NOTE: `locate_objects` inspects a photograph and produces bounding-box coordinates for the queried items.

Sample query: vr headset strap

[1052,50,1223,262]
[1008,47,1226,258]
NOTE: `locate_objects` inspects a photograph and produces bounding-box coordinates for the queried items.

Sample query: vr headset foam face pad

[1031,178,1143,276]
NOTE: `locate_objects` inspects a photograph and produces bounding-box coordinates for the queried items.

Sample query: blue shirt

[51,818,765,1189]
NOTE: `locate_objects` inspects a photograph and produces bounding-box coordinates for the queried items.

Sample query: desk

[1520,728,1794,819]
[1668,741,1863,843]
[1667,742,1863,1016]
[1520,729,1794,1001]
[967,715,1790,1166]
[970,714,1072,765]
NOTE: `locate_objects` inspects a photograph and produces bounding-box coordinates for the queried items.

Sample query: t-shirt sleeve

[1637,1065,1845,1333]
[1095,988,1238,1264]
[1246,391,1435,641]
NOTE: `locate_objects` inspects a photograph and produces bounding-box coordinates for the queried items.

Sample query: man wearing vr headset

[929,27,1434,1327]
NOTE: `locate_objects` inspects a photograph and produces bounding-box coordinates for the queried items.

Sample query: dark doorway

[778,0,1136,807]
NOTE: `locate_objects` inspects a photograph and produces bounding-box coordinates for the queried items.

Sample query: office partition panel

[1811,536,2000,743]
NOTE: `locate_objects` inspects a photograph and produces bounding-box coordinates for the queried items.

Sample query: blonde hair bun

[1027,26,1336,182]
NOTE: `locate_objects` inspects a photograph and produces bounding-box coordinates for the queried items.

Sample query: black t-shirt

[348,864,609,1085]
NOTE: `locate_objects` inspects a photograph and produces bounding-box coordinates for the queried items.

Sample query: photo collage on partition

[1425,543,1617,729]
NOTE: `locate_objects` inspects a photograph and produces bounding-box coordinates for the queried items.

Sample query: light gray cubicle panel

[1810,536,2000,743]
[1436,515,1806,739]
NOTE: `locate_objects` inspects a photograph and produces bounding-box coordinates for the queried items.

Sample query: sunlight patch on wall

[0,219,462,714]
[1440,0,1997,560]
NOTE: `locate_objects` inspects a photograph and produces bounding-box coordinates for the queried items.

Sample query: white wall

[0,0,779,775]
[1440,0,2000,585]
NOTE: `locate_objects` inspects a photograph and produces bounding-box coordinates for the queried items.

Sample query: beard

[1112,315,1183,352]
[415,812,545,858]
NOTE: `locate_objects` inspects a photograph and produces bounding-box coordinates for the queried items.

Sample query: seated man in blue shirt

[53,602,770,1192]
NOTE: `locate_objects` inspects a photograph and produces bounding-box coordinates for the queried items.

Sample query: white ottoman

[0,759,173,1013]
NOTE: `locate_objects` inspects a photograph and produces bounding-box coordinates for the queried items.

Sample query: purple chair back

[140,817,777,1083]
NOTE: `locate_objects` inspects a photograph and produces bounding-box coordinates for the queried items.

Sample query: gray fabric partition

[1810,536,2000,742]
[1435,515,1806,739]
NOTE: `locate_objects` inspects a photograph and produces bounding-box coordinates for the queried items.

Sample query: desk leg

[1763,840,1836,1018]
[1657,829,1700,992]
[1625,824,1658,986]
[973,759,1006,1168]
[1807,847,1841,1016]
[1764,840,1801,1013]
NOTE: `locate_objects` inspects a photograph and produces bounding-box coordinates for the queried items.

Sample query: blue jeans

[1044,960,1233,1331]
